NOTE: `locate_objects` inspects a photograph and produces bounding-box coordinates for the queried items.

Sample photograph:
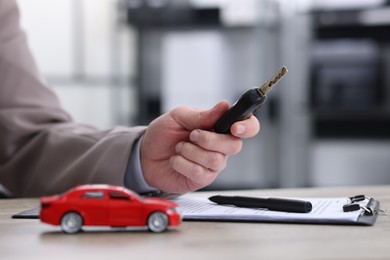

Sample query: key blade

[259,66,288,95]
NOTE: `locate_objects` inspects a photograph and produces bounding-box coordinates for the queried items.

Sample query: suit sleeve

[0,0,146,197]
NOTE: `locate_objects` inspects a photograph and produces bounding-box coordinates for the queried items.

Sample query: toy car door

[78,190,107,225]
[107,191,142,227]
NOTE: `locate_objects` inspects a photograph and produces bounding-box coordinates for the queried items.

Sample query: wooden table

[1,185,389,260]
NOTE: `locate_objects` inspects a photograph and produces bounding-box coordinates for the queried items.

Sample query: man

[0,0,260,197]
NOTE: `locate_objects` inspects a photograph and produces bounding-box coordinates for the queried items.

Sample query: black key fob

[214,88,266,134]
[213,66,287,134]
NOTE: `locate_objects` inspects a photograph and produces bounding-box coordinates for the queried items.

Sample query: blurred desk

[1,185,389,260]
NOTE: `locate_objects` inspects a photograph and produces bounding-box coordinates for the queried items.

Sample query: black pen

[209,195,312,213]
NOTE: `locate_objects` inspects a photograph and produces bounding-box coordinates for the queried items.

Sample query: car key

[214,66,288,134]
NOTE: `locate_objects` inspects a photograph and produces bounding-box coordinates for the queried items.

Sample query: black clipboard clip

[343,195,376,216]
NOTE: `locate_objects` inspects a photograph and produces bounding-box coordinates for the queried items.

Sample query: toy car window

[82,191,104,199]
[109,191,130,201]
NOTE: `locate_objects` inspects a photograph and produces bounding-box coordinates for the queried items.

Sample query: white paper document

[173,196,374,225]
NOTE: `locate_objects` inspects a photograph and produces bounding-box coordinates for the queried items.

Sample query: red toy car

[40,184,181,233]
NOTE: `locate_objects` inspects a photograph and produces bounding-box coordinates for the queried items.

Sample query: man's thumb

[171,100,230,131]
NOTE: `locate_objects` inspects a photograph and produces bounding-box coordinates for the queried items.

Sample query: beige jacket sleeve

[0,0,146,197]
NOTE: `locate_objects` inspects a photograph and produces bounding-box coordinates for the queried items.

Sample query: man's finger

[230,116,260,138]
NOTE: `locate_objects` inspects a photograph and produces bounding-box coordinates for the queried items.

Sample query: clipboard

[172,195,380,226]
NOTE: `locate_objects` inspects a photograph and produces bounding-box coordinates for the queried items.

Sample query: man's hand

[140,100,260,194]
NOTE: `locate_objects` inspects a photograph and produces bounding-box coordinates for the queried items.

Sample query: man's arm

[0,0,146,197]
[0,0,261,197]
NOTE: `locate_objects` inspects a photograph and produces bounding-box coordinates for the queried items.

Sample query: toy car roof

[67,184,138,196]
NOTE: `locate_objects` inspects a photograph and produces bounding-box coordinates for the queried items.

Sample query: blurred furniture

[311,6,390,139]
[308,4,390,186]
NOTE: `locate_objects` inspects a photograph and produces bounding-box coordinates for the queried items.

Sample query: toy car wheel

[60,212,83,234]
[147,211,169,233]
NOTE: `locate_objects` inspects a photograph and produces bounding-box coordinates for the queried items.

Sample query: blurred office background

[16,0,390,189]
